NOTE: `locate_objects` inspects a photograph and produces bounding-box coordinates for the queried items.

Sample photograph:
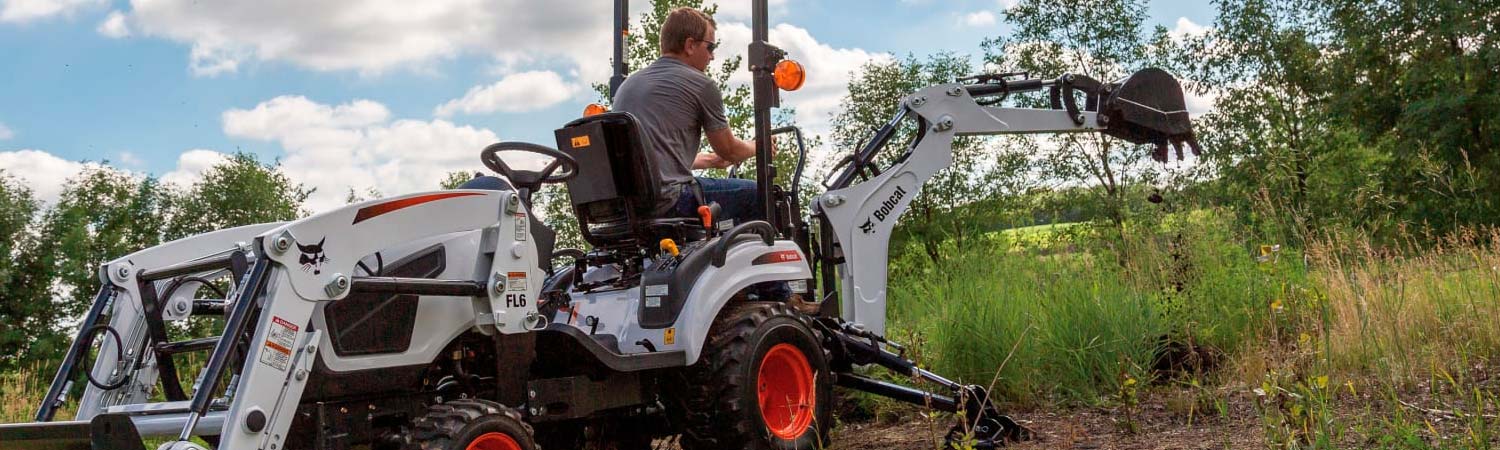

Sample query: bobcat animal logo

[859,218,875,234]
[298,237,329,275]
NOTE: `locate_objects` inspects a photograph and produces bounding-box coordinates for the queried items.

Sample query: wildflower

[1313,375,1328,389]
[1344,380,1357,396]
[1298,333,1311,345]
[1270,299,1284,312]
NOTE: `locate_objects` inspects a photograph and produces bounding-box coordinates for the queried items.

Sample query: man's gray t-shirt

[612,57,729,214]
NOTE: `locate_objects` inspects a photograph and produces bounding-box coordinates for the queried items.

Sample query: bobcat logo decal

[298,237,329,275]
[859,218,875,234]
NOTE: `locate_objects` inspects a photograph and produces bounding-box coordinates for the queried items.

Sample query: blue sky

[0,0,1215,210]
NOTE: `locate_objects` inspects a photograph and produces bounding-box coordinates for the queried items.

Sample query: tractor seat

[555,112,712,250]
[585,217,707,245]
[457,174,513,191]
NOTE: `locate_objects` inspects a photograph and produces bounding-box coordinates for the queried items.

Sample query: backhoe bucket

[0,414,146,450]
[1099,68,1201,161]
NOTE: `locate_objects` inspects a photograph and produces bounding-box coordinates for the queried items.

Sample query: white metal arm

[817,83,1104,335]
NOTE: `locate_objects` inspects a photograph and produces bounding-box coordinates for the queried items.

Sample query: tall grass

[888,229,1167,403]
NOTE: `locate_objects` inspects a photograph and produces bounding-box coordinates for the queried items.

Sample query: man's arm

[706,128,775,165]
[692,152,733,169]
[705,128,757,164]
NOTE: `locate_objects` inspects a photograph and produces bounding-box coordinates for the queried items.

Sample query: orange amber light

[583,103,609,117]
[774,60,805,91]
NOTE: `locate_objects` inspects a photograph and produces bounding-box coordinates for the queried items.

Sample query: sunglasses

[694,37,719,53]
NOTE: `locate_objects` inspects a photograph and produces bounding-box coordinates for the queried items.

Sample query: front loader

[0,1,1199,449]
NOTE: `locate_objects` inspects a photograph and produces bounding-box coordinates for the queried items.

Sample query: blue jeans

[672,177,763,225]
[672,177,790,300]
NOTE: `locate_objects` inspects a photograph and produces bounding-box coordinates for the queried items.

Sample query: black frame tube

[749,0,779,228]
[155,337,220,356]
[34,285,114,421]
[609,0,628,99]
[349,277,487,297]
[138,253,235,282]
[180,252,272,439]
[836,373,958,412]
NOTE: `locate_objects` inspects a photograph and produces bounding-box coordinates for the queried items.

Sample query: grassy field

[4,211,1498,448]
[876,210,1500,448]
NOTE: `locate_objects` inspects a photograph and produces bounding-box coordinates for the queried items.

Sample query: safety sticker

[645,296,662,308]
[664,328,676,345]
[507,272,527,291]
[645,284,669,297]
[258,316,299,371]
[514,214,528,241]
[571,135,591,148]
[788,279,809,293]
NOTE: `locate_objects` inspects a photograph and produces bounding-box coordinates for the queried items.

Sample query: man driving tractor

[612,7,769,226]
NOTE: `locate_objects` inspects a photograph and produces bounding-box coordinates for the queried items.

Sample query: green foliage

[438,170,480,190]
[0,173,46,371]
[983,0,1174,228]
[164,152,308,240]
[830,52,1035,262]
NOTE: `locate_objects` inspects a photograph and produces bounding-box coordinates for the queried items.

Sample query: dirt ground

[831,397,1265,450]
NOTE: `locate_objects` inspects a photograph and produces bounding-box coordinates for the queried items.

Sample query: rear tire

[677,302,833,450]
[405,399,536,450]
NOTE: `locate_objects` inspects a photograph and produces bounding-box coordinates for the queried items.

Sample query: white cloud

[434,71,581,117]
[96,9,128,38]
[0,149,88,203]
[0,0,104,23]
[122,0,615,79]
[998,0,1020,10]
[961,11,997,27]
[1170,17,1209,41]
[223,95,531,212]
[1183,84,1221,115]
[0,122,13,140]
[160,149,230,186]
[716,22,892,139]
[712,0,789,21]
[116,150,144,168]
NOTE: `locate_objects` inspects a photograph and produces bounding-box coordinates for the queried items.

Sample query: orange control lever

[697,205,714,230]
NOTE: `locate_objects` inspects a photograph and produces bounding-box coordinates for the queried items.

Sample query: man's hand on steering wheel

[479,142,580,190]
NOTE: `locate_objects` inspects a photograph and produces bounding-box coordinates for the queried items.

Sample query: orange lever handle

[697,205,713,230]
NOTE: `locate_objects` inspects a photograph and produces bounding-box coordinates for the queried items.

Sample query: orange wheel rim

[757,343,816,440]
[467,432,523,450]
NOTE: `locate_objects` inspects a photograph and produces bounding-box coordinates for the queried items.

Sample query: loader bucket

[1098,68,1201,161]
[0,414,147,450]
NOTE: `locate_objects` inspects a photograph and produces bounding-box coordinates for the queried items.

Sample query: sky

[0,0,1217,212]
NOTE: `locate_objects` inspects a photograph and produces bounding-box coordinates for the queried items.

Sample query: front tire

[405,399,536,450]
[678,302,833,450]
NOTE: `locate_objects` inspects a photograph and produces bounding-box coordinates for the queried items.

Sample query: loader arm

[816,70,1198,335]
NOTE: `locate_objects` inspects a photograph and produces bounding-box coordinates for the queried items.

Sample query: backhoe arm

[815,69,1198,335]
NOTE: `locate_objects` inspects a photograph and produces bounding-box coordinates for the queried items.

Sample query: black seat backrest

[554,112,664,248]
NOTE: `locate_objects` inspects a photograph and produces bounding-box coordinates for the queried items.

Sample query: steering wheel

[479,141,580,187]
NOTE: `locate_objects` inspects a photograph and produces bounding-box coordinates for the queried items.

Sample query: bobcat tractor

[0,1,1200,449]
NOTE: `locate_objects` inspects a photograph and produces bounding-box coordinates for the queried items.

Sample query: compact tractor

[0,1,1199,449]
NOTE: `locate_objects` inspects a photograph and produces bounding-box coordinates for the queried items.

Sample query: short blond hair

[660,7,715,54]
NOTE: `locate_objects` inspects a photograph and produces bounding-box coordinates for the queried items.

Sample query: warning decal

[507,272,527,291]
[258,316,299,371]
[514,214,528,241]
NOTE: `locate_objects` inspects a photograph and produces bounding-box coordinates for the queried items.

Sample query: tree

[0,172,47,370]
[0,166,171,369]
[165,152,309,240]
[1314,0,1500,233]
[983,0,1168,228]
[829,53,1032,262]
[438,170,481,190]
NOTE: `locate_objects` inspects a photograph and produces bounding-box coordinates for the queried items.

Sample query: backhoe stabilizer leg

[819,321,1032,447]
